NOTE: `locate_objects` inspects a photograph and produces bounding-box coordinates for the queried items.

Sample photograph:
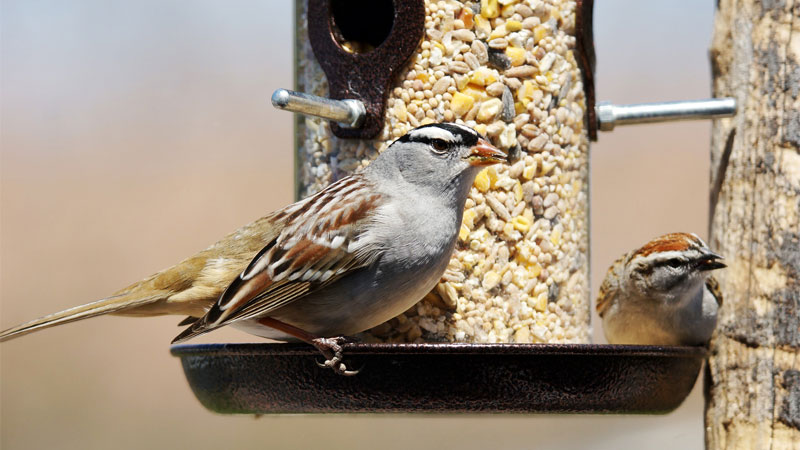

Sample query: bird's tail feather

[0,294,161,342]
[171,318,214,344]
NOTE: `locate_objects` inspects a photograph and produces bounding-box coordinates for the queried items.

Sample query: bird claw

[312,336,359,376]
[314,358,359,376]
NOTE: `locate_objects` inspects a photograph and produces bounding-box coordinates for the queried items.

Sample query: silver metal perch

[271,89,366,129]
[596,98,737,131]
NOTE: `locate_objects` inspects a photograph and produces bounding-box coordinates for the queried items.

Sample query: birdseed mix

[295,0,590,343]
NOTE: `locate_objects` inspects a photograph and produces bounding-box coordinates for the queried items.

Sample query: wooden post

[706,0,800,448]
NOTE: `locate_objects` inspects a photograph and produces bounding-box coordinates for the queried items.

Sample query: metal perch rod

[271,88,365,129]
[596,98,737,131]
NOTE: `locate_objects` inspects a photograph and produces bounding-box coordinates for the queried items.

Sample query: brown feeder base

[171,343,705,414]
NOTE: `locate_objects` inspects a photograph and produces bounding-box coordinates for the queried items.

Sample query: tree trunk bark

[706,0,800,449]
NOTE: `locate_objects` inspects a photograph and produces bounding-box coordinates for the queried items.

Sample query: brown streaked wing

[596,254,627,317]
[595,278,614,317]
[705,275,723,306]
[172,175,384,343]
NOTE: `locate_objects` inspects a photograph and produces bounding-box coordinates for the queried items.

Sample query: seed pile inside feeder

[296,0,590,344]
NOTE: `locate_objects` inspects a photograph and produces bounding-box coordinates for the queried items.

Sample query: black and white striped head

[625,232,726,303]
[367,123,506,197]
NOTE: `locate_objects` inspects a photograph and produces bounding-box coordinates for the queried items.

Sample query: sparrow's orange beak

[467,138,506,166]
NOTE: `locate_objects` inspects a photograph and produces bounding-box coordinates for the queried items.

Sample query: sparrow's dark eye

[431,139,448,153]
[666,259,683,268]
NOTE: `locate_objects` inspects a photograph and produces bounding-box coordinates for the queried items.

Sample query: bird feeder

[173,0,735,414]
[292,0,595,347]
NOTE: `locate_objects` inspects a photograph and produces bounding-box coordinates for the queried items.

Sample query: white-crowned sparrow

[596,232,725,346]
[0,123,506,373]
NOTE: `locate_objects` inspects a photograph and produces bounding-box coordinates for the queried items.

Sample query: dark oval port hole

[330,0,394,53]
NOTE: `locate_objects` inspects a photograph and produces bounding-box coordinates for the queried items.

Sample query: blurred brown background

[1,1,713,448]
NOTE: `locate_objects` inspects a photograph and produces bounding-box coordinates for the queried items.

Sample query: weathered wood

[706,0,800,449]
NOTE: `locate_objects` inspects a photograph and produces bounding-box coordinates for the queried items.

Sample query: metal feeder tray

[171,343,706,414]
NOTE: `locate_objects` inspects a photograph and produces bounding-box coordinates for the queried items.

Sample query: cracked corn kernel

[541,160,556,175]
[477,98,503,122]
[474,168,491,192]
[517,80,536,104]
[393,102,407,122]
[513,181,523,201]
[522,164,537,180]
[506,46,526,66]
[489,26,508,40]
[505,20,523,32]
[458,8,473,29]
[450,92,474,117]
[469,67,497,86]
[480,0,499,18]
[532,325,548,342]
[459,224,470,241]
[514,326,531,343]
[461,85,487,101]
[503,222,515,236]
[455,74,470,90]
[533,25,548,43]
[482,270,501,290]
[462,208,477,228]
[512,216,530,232]
[473,14,491,37]
[550,228,562,245]
[515,242,531,262]
[534,292,548,312]
[486,166,499,188]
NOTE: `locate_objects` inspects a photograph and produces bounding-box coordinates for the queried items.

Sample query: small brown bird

[0,123,506,374]
[596,232,725,346]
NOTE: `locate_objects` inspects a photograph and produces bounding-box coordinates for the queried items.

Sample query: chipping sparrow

[0,123,506,374]
[596,232,725,346]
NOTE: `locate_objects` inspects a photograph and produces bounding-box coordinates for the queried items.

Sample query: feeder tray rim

[170,342,708,358]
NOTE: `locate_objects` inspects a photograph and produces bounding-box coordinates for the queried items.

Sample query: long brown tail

[0,294,161,342]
